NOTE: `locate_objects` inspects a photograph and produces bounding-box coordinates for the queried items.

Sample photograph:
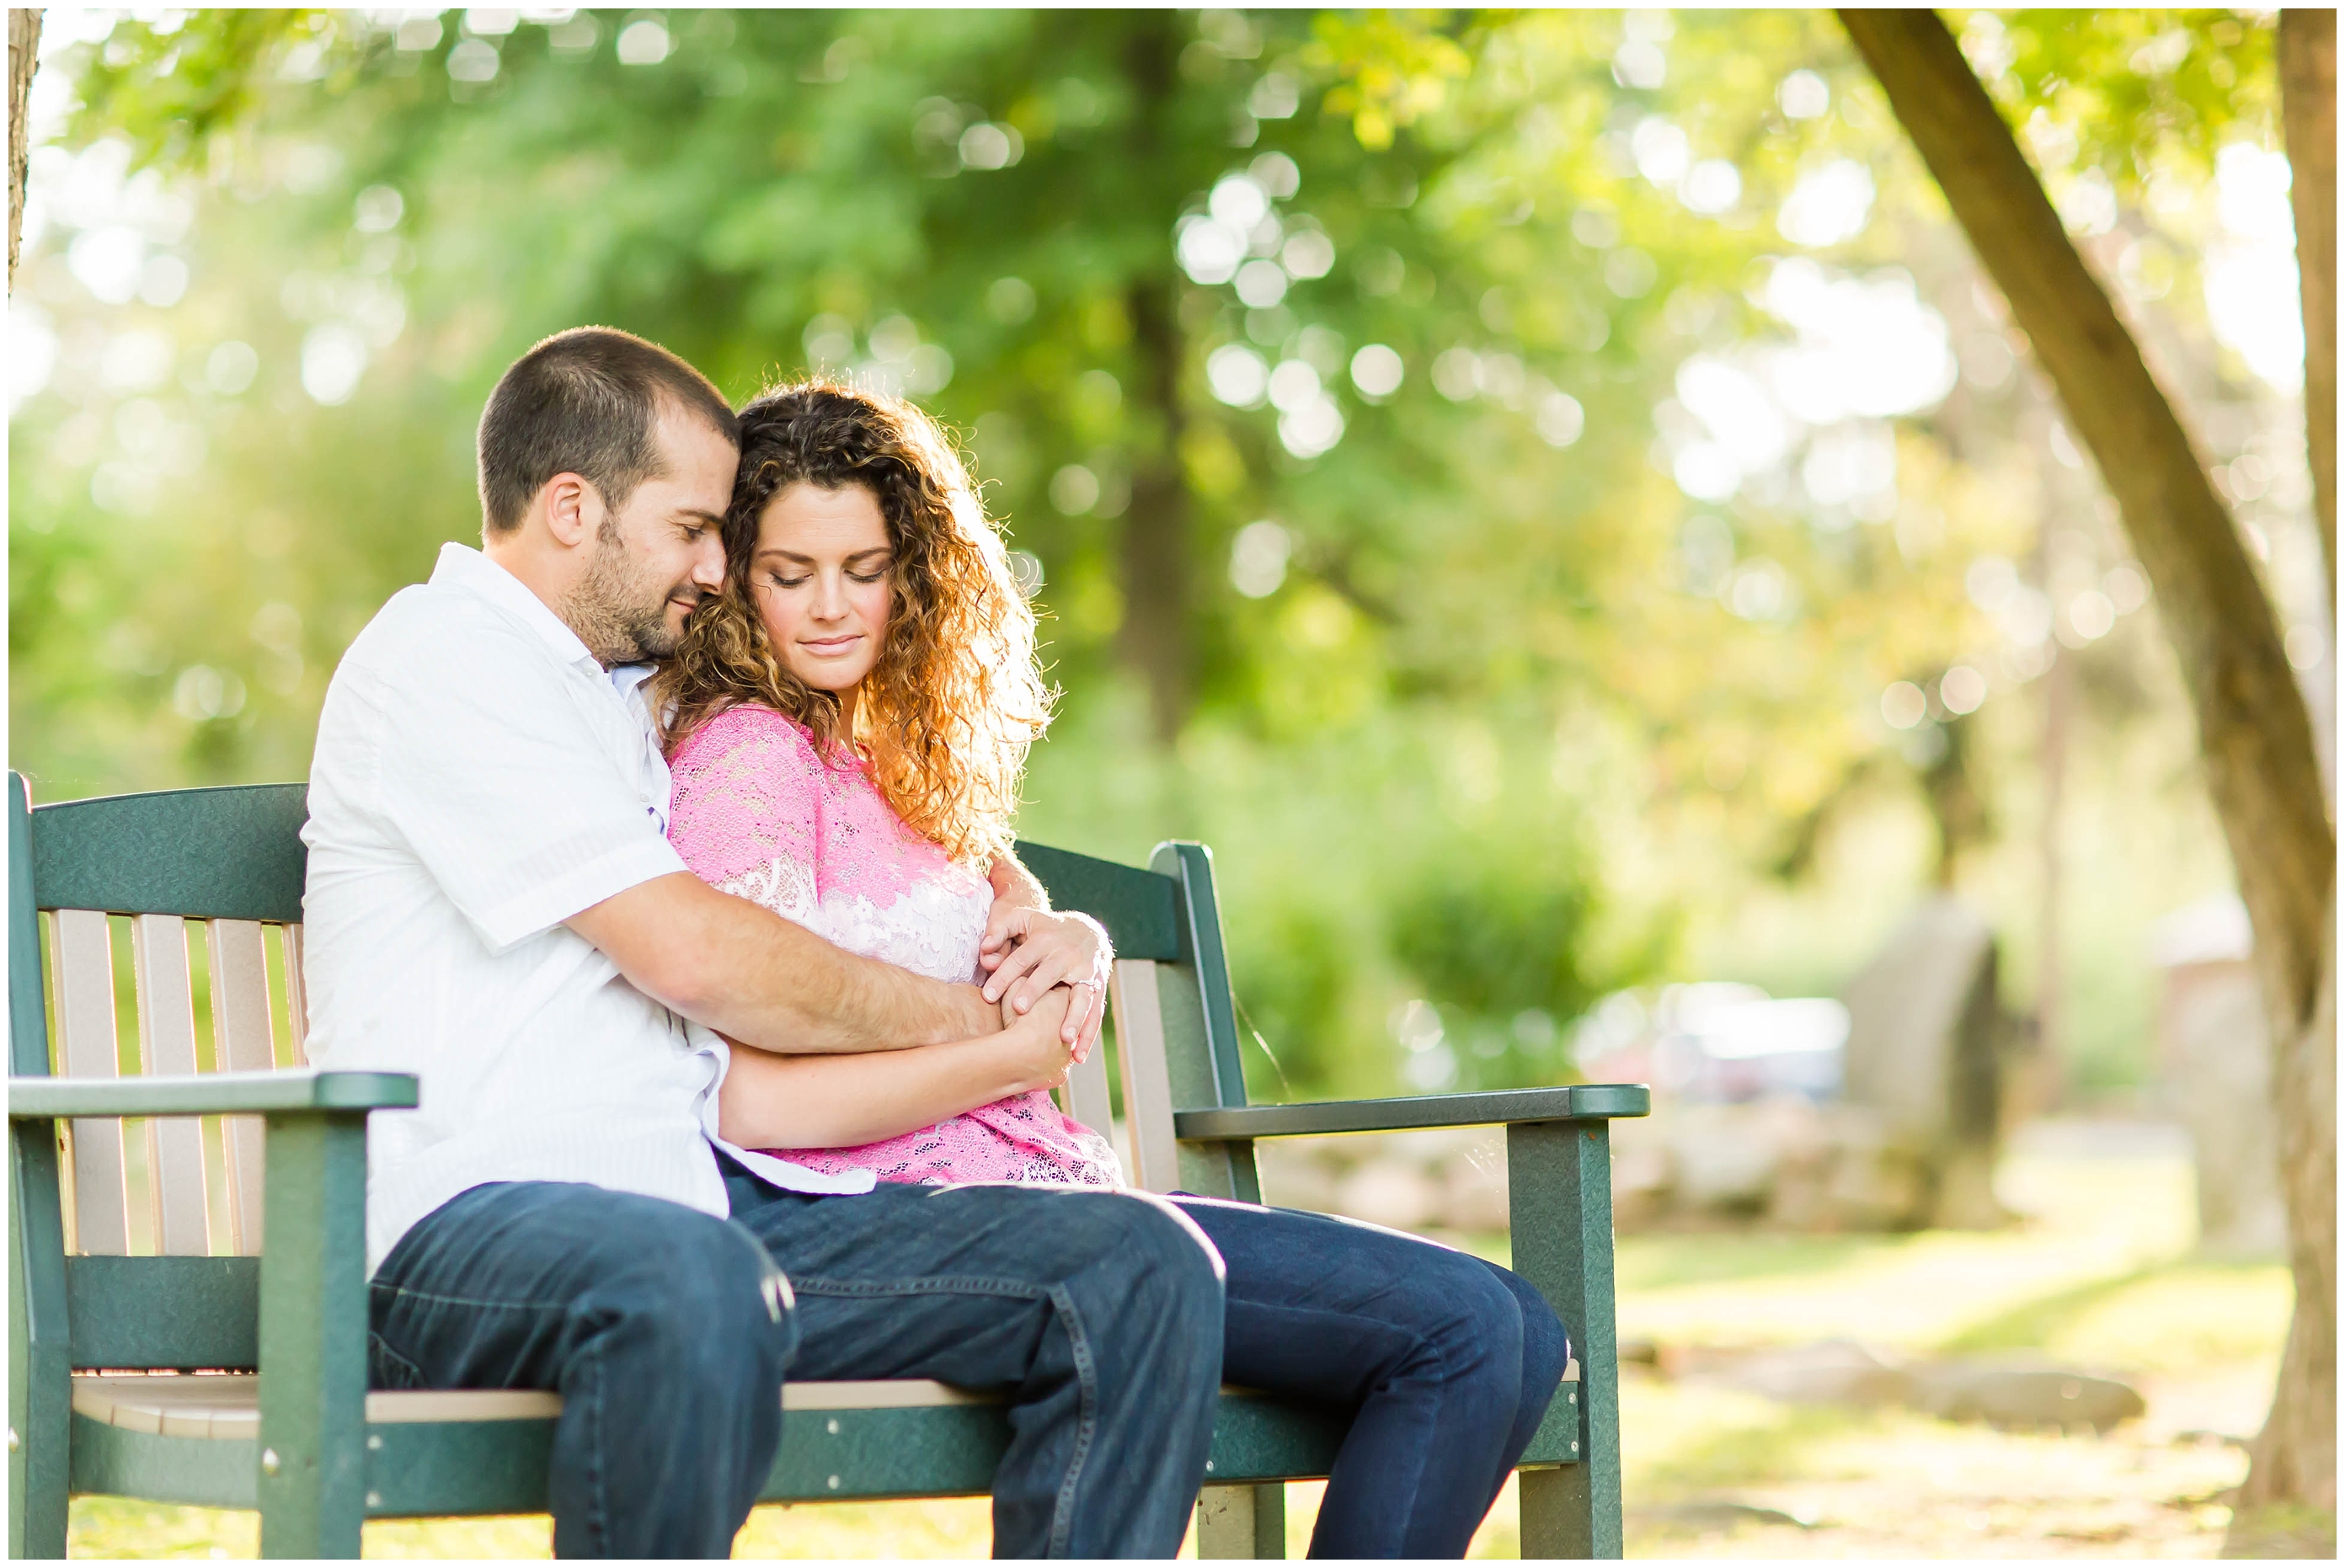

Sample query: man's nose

[692,535,724,589]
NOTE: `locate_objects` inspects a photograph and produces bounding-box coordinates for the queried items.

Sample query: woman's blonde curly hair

[653,379,1053,867]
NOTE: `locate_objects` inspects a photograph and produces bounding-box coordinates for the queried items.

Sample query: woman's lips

[799,635,863,653]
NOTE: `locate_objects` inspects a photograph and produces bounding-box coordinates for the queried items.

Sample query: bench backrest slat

[129,914,212,1256]
[1010,841,1181,963]
[205,919,279,1253]
[1058,1039,1115,1150]
[29,782,308,924]
[282,924,311,1065]
[1106,960,1183,1192]
[50,908,131,1256]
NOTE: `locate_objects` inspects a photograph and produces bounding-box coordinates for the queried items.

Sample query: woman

[657,380,1568,1557]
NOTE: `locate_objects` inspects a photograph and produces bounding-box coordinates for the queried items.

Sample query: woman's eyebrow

[754,546,894,565]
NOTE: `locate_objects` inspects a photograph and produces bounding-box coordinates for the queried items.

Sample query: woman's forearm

[718,1031,1040,1149]
[988,851,1051,910]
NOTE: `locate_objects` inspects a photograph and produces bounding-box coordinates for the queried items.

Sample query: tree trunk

[2283,9,2336,595]
[1116,14,1194,744]
[8,8,40,290]
[2037,631,2071,1091]
[1840,8,2337,1524]
[1122,275,1194,744]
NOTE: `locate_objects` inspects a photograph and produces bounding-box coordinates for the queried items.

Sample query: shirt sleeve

[367,616,688,954]
[665,706,827,897]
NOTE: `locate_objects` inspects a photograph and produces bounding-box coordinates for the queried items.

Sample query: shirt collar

[430,541,596,669]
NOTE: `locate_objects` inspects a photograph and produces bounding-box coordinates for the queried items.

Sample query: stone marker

[1838,897,2008,1229]
[1908,1359,2147,1434]
[2149,896,2287,1259]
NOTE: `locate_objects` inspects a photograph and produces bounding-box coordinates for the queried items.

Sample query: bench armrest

[1172,1082,1649,1141]
[8,1068,419,1119]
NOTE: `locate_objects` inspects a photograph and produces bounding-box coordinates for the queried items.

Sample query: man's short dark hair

[477,327,740,536]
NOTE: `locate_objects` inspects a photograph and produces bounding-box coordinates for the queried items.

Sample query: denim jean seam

[783,1273,1102,1557]
[785,1275,1052,1303]
[370,1281,580,1314]
[1043,1283,1099,1560]
[367,1332,427,1389]
[575,1334,609,1555]
[1355,1331,1454,1557]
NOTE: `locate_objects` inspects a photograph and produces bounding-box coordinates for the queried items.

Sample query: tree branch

[1838,8,2332,1034]
[8,8,41,290]
[2282,9,2336,596]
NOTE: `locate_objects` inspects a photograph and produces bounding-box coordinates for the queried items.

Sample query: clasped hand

[995,983,1083,1094]
[979,905,1110,1062]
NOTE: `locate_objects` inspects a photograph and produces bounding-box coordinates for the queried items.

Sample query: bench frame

[8,774,1646,1557]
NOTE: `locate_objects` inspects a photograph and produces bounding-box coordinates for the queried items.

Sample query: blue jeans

[1168,1195,1570,1558]
[368,1174,1225,1558]
[370,1171,1566,1559]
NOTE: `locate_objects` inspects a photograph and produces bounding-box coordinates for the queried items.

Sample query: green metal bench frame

[8,773,1647,1557]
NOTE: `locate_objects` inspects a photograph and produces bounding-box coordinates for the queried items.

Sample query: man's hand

[980,906,1110,1059]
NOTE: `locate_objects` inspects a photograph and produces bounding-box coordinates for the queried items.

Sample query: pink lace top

[666,703,1120,1188]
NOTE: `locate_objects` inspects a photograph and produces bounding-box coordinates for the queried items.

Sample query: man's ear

[541,472,605,550]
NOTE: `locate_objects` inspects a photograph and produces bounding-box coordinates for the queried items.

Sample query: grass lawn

[63,1122,2292,1558]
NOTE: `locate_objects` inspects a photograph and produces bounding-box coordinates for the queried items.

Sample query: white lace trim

[718,855,989,984]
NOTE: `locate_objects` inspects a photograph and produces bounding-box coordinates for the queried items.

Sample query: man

[302,327,1224,1558]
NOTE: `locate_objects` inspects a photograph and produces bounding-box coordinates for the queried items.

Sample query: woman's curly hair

[653,379,1053,867]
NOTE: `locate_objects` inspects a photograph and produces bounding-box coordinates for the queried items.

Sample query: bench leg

[1508,1121,1625,1559]
[10,1124,72,1559]
[1196,1480,1285,1557]
[257,1113,370,1558]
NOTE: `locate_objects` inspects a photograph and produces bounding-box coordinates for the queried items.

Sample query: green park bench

[8,771,1649,1558]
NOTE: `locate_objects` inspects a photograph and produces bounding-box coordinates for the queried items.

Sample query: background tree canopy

[10,8,2324,1106]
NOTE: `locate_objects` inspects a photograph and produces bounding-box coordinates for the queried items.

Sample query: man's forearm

[685,888,999,1052]
[570,872,999,1053]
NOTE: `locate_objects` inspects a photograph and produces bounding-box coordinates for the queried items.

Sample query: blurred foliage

[10,8,2310,1101]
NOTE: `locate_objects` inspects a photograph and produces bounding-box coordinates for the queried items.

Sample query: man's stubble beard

[564,524,691,666]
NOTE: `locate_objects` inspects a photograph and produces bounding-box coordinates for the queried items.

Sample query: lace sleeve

[666,707,828,920]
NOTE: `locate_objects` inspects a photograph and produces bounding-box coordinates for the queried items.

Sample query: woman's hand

[996,984,1079,1093]
[980,903,1111,1060]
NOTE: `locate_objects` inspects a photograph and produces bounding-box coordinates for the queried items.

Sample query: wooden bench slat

[69,1373,1015,1441]
[1108,959,1181,1193]
[51,909,130,1256]
[1061,1036,1115,1156]
[130,914,211,1257]
[204,920,277,1255]
[282,924,310,1064]
[68,1371,1337,1439]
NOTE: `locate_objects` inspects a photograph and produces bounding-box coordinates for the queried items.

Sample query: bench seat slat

[68,1372,1464,1517]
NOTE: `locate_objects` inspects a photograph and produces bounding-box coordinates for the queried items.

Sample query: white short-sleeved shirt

[302,541,871,1275]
